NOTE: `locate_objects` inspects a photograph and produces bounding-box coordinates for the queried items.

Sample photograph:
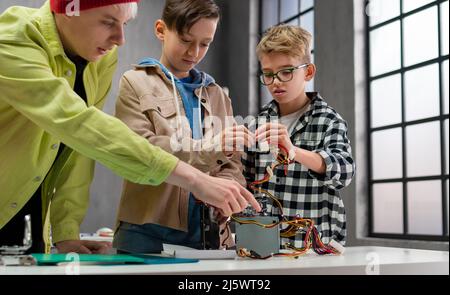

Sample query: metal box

[234,216,280,257]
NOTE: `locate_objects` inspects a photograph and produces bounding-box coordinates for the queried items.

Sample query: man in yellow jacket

[0,0,260,254]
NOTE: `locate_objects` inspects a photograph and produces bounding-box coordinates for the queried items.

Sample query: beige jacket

[115,64,245,247]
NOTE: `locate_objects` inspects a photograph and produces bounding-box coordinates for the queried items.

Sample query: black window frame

[366,0,449,241]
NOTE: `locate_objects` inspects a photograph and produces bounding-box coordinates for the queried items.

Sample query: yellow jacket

[0,1,178,243]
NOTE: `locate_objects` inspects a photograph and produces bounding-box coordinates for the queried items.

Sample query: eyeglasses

[259,63,309,86]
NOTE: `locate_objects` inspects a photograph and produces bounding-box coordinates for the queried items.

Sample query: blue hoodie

[139,58,215,140]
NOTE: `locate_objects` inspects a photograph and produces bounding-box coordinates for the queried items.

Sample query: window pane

[407,180,442,235]
[306,53,314,92]
[403,7,439,67]
[306,81,314,92]
[443,60,449,115]
[370,21,401,76]
[403,0,435,13]
[404,64,440,121]
[262,0,279,31]
[370,74,402,128]
[447,180,449,235]
[442,1,449,55]
[406,122,441,177]
[281,0,299,20]
[367,0,400,26]
[300,0,314,12]
[260,86,273,107]
[288,17,299,26]
[372,128,403,180]
[300,11,314,50]
[445,119,449,175]
[373,183,404,234]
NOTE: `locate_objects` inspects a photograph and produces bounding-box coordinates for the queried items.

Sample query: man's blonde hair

[256,24,312,63]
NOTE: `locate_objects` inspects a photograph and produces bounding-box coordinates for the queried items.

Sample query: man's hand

[55,240,112,254]
[212,208,230,224]
[165,161,261,216]
[191,175,260,217]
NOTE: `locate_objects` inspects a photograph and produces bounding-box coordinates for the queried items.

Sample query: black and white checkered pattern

[242,93,355,248]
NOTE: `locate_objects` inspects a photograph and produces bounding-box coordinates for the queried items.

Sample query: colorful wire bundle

[232,144,342,259]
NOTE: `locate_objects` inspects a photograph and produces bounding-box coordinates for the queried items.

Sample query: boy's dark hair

[162,0,220,35]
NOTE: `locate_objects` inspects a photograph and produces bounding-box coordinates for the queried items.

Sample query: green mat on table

[31,253,198,265]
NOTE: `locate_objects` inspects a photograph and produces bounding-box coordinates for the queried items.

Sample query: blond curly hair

[256,24,312,63]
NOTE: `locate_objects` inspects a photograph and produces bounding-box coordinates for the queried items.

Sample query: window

[259,0,315,107]
[366,0,449,241]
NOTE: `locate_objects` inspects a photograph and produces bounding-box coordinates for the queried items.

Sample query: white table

[0,246,448,275]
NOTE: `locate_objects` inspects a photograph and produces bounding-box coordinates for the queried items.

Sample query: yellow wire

[234,151,339,258]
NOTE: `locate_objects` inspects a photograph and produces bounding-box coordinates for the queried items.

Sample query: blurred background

[1,0,448,250]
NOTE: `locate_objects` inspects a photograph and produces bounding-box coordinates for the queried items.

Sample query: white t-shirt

[279,101,311,135]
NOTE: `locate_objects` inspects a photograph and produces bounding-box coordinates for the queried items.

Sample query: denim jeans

[113,195,202,254]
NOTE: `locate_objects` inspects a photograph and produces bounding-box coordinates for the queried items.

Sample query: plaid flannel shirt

[242,92,355,248]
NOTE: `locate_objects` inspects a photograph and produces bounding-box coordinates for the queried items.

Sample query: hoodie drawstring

[168,71,204,141]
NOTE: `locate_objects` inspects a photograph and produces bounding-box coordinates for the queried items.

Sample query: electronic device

[0,215,37,266]
[233,193,282,258]
[200,204,221,250]
[232,144,344,259]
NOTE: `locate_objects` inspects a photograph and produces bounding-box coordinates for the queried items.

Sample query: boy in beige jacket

[113,0,254,253]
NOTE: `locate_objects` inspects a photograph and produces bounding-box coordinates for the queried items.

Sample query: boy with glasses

[242,24,355,249]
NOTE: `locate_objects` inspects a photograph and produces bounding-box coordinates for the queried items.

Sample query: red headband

[50,0,139,14]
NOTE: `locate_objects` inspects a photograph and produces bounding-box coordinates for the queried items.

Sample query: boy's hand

[221,125,255,156]
[255,122,295,156]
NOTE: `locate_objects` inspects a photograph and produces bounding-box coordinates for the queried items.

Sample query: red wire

[244,144,341,257]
